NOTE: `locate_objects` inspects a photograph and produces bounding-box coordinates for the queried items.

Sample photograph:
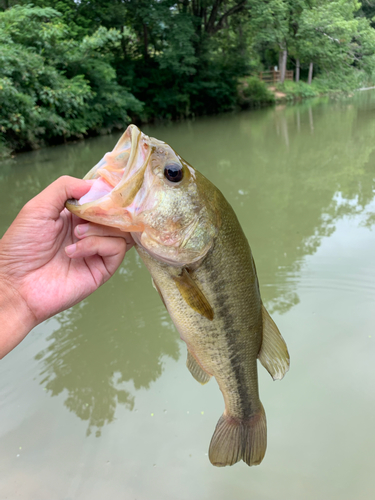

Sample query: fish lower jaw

[65,201,144,232]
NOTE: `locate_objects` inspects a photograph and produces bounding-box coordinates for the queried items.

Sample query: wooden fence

[259,70,294,84]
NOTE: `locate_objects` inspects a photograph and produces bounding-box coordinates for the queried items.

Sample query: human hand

[0,176,134,358]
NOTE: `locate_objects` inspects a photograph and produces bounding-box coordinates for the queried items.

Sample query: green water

[1,94,375,499]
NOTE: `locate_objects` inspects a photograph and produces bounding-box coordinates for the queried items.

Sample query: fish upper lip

[67,125,150,210]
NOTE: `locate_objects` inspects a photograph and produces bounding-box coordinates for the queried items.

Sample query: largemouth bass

[66,125,290,467]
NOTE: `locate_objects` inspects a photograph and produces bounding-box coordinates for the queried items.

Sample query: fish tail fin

[208,414,243,467]
[208,405,267,467]
[242,403,267,466]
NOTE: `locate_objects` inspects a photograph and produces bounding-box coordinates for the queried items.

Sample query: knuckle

[88,235,101,252]
[56,175,71,185]
[92,224,105,236]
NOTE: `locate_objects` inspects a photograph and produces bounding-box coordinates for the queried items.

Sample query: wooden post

[308,61,313,84]
[296,59,300,82]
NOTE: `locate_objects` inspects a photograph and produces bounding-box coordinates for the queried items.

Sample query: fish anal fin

[258,303,290,380]
[151,278,167,308]
[209,405,267,467]
[187,350,211,385]
[173,269,214,321]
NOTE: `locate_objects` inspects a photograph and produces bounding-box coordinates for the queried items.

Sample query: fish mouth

[66,125,150,232]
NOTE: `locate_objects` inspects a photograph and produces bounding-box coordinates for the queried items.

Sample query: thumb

[28,176,93,220]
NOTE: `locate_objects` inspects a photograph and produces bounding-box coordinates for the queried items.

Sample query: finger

[65,235,127,278]
[74,222,135,249]
[28,176,94,220]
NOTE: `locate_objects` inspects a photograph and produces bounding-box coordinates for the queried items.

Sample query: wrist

[0,275,38,359]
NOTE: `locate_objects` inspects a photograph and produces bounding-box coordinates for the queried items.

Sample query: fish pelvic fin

[186,350,211,385]
[208,405,267,467]
[258,303,290,381]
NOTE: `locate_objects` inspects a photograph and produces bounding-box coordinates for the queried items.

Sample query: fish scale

[136,176,265,465]
[65,124,290,467]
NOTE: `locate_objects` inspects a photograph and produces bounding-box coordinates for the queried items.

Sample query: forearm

[0,278,37,359]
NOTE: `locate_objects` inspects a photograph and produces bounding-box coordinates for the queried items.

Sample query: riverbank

[270,79,375,103]
[272,81,328,102]
[236,75,369,109]
[2,77,374,161]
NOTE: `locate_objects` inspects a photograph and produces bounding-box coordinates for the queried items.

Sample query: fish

[66,124,290,467]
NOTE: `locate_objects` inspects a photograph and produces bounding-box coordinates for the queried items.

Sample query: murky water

[1,93,375,499]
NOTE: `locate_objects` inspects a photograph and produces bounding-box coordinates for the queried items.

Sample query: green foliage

[250,0,375,86]
[277,69,375,99]
[277,80,320,99]
[357,0,375,28]
[238,77,276,107]
[13,0,129,38]
[2,0,375,155]
[0,5,142,152]
[251,0,290,49]
[114,5,249,119]
[297,1,373,71]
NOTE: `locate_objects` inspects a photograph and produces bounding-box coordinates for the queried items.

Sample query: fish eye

[164,163,183,183]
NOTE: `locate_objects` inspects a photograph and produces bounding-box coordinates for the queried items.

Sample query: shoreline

[2,85,375,160]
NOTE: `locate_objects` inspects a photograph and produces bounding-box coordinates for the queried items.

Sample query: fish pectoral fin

[172,269,214,321]
[186,350,211,385]
[258,303,290,380]
[151,278,167,308]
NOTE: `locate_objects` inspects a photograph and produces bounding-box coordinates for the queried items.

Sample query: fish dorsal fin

[173,269,214,321]
[258,303,290,380]
[187,350,211,385]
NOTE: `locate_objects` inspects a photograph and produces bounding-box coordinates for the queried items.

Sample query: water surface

[1,93,375,499]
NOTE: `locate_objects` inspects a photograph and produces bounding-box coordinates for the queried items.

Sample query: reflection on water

[2,91,375,445]
[34,254,180,436]
[149,95,375,315]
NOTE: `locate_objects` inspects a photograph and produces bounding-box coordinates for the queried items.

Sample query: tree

[0,5,141,151]
[297,0,375,84]
[250,0,290,81]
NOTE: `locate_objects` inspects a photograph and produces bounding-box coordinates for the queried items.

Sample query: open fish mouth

[65,125,151,231]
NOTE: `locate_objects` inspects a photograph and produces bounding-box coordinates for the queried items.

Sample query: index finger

[75,222,135,249]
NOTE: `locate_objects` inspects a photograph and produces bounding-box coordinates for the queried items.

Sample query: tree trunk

[278,51,283,72]
[238,21,245,58]
[296,59,300,83]
[205,0,247,35]
[143,24,148,60]
[121,26,127,59]
[280,50,287,83]
[308,61,313,84]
